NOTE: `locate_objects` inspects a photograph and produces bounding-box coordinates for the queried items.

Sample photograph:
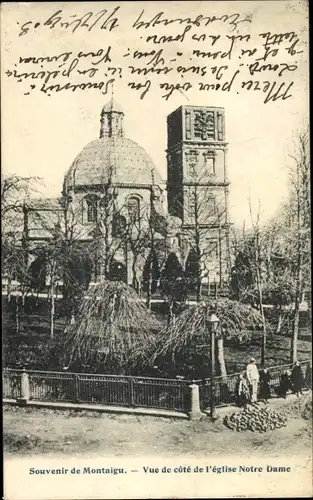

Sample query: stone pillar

[18,369,30,404]
[189,383,202,421]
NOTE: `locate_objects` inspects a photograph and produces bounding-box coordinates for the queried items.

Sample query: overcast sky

[1,1,309,228]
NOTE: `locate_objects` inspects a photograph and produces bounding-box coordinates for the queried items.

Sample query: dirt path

[3,396,312,458]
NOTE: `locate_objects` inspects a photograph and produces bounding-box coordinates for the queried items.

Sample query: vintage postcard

[1,1,311,499]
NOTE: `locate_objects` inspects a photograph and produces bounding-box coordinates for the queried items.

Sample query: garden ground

[3,393,312,458]
[4,310,312,375]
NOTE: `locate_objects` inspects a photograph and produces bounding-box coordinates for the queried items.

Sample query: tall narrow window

[127,196,140,224]
[188,186,197,213]
[206,196,216,216]
[86,198,98,223]
[203,152,216,176]
[206,239,218,258]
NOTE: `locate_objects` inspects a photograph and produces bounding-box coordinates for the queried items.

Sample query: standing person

[246,357,260,405]
[277,370,292,399]
[291,361,305,397]
[259,368,271,404]
[235,372,250,408]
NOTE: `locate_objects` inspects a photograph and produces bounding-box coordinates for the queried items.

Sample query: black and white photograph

[1,1,311,498]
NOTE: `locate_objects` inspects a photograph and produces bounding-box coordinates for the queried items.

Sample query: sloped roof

[27,198,62,211]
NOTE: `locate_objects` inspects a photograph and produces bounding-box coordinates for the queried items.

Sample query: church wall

[167,148,184,219]
[182,145,226,184]
[70,185,153,227]
[182,185,227,227]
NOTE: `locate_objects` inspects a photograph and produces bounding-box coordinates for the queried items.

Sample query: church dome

[64,98,162,188]
[101,98,124,114]
[65,137,161,187]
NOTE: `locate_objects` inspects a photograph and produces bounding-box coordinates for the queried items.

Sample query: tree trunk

[216,337,227,378]
[196,279,201,303]
[15,296,19,333]
[50,263,56,339]
[254,237,266,367]
[291,306,300,363]
[167,300,174,325]
[7,276,12,303]
[50,285,55,339]
[260,302,267,367]
[131,252,139,292]
[291,261,302,362]
[291,168,303,363]
[146,271,152,310]
[276,307,283,334]
[254,268,266,367]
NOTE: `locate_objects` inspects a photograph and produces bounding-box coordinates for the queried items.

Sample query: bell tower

[166,105,231,286]
[100,97,125,138]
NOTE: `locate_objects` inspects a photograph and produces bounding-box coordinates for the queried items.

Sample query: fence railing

[3,359,311,415]
[196,360,311,410]
[2,369,191,413]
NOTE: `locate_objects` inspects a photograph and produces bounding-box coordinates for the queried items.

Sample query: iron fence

[3,369,22,399]
[3,360,311,414]
[27,371,77,402]
[3,369,191,412]
[131,377,190,411]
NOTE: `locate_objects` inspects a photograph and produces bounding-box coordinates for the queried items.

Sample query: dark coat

[305,364,312,388]
[259,371,271,399]
[291,364,304,392]
[277,373,292,397]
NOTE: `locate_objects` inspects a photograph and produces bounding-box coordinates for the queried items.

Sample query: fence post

[73,374,80,403]
[18,368,30,404]
[189,383,202,421]
[128,378,134,407]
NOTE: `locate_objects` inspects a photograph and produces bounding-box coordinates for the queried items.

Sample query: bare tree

[180,164,230,302]
[231,127,310,366]
[229,203,268,366]
[248,202,268,367]
[1,174,41,219]
[83,167,144,283]
[286,129,310,362]
[2,174,42,330]
[261,216,297,335]
[25,196,92,337]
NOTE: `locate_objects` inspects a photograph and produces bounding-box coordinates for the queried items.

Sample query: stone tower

[166,105,231,285]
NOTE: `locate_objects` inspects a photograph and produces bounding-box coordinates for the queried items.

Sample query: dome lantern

[100,97,125,139]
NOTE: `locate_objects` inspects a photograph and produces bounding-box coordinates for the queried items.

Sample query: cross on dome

[101,82,124,115]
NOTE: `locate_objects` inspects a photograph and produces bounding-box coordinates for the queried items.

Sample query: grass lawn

[3,298,311,376]
[222,331,311,373]
[3,394,312,458]
[3,329,311,377]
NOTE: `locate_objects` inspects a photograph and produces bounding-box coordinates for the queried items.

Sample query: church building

[23,99,231,295]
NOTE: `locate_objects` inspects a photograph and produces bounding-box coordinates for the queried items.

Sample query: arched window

[85,196,98,223]
[127,196,140,224]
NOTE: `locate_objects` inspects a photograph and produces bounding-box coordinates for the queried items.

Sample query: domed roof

[101,98,124,114]
[65,137,161,187]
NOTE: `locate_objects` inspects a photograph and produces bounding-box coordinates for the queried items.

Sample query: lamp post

[207,312,220,421]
